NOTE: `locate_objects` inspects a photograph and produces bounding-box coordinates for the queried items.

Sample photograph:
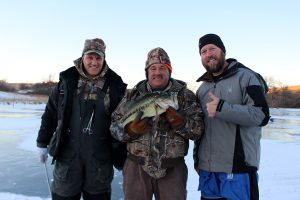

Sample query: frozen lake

[0,103,299,199]
[0,103,123,200]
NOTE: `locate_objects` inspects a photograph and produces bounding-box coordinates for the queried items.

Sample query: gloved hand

[164,107,186,129]
[125,111,149,137]
[37,147,48,163]
[193,139,201,175]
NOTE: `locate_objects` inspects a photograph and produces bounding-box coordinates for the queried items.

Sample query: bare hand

[206,92,220,118]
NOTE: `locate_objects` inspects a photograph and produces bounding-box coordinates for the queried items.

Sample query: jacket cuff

[216,99,224,112]
[37,142,47,148]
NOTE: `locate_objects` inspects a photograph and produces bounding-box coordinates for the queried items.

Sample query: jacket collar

[196,58,238,82]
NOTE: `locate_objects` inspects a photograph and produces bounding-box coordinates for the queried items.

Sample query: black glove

[125,111,149,137]
[164,107,186,129]
[193,139,201,175]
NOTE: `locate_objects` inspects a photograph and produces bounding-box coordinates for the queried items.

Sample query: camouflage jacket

[110,78,204,178]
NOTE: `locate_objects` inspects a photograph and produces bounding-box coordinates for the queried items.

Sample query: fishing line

[44,162,52,198]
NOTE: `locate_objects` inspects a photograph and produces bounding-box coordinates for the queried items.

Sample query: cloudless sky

[0,0,299,88]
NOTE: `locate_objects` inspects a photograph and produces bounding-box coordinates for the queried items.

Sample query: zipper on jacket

[209,83,216,170]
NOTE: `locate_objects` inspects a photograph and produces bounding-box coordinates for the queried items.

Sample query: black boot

[52,192,81,200]
[201,197,226,200]
[82,191,111,200]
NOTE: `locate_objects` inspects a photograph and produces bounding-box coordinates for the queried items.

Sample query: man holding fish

[110,47,205,200]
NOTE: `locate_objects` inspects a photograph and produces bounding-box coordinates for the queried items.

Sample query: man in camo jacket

[110,47,205,200]
[37,38,127,200]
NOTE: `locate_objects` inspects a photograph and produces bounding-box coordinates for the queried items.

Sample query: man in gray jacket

[194,34,270,200]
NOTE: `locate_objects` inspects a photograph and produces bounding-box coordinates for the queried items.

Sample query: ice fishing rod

[44,162,52,198]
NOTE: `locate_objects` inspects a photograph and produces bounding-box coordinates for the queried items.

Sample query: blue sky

[0,0,299,88]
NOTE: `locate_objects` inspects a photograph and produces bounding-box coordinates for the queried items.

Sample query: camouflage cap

[82,38,106,57]
[145,47,172,72]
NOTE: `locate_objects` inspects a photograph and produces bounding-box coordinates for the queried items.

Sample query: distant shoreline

[0,91,48,104]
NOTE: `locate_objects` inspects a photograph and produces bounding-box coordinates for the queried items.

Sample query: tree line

[264,76,300,108]
[0,80,56,95]
[0,78,299,108]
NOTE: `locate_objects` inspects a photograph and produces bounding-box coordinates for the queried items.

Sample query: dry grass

[0,93,48,104]
[30,94,49,103]
[287,85,300,91]
[269,85,300,93]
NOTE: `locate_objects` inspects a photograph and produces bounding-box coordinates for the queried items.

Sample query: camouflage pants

[122,159,188,200]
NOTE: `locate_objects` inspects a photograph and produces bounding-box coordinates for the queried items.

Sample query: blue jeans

[198,170,258,200]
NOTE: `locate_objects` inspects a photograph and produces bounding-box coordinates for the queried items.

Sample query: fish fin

[135,111,144,120]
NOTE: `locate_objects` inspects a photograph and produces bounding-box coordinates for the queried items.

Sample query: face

[200,44,226,76]
[82,53,105,77]
[147,64,170,89]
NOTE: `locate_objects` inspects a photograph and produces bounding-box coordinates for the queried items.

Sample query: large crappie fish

[120,92,179,127]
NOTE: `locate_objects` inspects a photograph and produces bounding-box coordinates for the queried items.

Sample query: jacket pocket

[48,131,58,157]
[48,120,63,157]
[91,156,114,185]
[53,160,70,181]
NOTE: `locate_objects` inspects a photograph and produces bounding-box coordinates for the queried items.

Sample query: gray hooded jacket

[194,58,270,173]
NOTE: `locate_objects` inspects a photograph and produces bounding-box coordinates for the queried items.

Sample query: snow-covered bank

[0,192,50,200]
[0,91,47,104]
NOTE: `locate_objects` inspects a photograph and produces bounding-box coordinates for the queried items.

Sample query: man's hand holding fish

[164,107,186,129]
[125,111,150,137]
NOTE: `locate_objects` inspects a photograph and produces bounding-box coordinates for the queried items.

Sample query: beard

[203,53,225,74]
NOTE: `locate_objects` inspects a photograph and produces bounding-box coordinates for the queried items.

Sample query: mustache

[151,74,164,80]
[208,56,216,61]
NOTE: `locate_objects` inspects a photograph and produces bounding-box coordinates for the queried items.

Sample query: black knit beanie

[198,33,226,54]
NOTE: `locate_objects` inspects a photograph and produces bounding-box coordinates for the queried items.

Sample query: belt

[127,153,184,169]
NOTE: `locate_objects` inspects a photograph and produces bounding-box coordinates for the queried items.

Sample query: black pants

[52,191,111,200]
